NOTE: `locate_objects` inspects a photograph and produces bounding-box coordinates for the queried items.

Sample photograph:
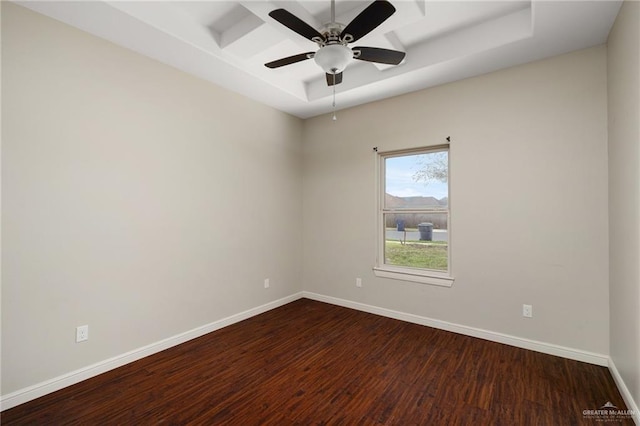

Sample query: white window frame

[373,145,454,287]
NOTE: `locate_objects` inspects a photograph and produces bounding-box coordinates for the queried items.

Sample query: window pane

[384,212,448,271]
[385,151,448,209]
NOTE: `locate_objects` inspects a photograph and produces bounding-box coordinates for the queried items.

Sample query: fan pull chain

[332,73,337,121]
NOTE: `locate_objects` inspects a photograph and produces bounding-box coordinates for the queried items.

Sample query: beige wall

[1,3,303,394]
[608,0,640,409]
[303,46,609,354]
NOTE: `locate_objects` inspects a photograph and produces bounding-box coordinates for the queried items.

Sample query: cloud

[387,181,448,199]
[390,188,424,197]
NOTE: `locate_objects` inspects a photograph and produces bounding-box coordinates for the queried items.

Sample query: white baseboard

[6,291,633,418]
[302,291,610,366]
[608,358,640,425]
[0,292,304,411]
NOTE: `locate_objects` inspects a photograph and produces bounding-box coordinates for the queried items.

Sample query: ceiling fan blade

[269,9,324,42]
[326,72,343,86]
[340,1,396,43]
[265,52,314,69]
[353,47,405,65]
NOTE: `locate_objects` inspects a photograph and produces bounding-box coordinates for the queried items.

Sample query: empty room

[1,0,639,424]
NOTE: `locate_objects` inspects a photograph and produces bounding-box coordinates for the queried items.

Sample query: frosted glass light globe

[314,44,352,74]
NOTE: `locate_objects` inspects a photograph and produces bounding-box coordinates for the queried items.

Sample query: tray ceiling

[16,1,622,118]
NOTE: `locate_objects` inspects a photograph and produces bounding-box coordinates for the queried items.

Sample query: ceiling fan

[265,0,406,86]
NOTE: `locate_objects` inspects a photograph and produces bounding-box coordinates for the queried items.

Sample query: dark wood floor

[3,298,631,425]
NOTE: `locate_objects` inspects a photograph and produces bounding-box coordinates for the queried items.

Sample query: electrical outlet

[522,304,533,318]
[356,278,362,288]
[264,278,270,289]
[76,325,89,342]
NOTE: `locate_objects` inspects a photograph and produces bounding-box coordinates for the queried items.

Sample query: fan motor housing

[316,22,349,47]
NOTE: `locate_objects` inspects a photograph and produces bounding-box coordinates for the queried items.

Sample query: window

[374,146,454,287]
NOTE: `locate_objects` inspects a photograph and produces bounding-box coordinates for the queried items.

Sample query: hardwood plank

[2,299,632,425]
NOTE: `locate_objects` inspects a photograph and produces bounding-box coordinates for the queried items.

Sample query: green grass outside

[385,240,448,271]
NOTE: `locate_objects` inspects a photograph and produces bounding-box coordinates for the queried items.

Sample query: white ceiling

[17,0,622,119]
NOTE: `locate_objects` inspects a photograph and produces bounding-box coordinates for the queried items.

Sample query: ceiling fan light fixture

[265,0,404,89]
[314,44,352,74]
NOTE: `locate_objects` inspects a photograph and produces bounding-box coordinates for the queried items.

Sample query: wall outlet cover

[76,325,89,342]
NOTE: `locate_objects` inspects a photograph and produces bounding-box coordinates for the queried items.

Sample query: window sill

[373,266,454,287]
